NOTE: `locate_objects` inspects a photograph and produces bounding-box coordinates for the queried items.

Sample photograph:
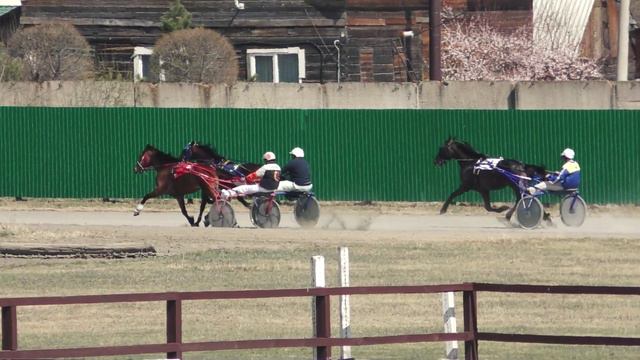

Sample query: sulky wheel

[560,194,587,227]
[294,194,320,228]
[207,201,236,228]
[250,196,281,228]
[515,196,544,230]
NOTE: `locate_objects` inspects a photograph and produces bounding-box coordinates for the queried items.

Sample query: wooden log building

[18,0,533,82]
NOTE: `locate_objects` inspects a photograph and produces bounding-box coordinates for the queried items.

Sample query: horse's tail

[498,159,526,176]
[524,163,547,178]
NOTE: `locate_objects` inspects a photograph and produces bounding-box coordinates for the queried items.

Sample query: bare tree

[150,28,238,84]
[7,22,93,81]
[0,43,22,81]
[442,15,603,81]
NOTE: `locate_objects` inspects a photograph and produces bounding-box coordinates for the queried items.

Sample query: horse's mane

[194,144,225,161]
[144,144,178,163]
[450,139,487,159]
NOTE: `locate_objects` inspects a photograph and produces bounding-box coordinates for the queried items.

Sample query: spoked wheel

[560,194,586,227]
[294,194,320,228]
[250,196,281,228]
[515,196,544,229]
[207,201,236,228]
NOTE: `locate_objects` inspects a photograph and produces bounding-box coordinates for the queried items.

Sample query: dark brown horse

[133,144,216,226]
[184,142,261,208]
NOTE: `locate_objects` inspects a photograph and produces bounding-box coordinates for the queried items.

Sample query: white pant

[277,181,313,192]
[222,184,274,200]
[534,181,564,192]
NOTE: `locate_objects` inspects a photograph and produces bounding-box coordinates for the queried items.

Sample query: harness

[472,158,503,175]
[215,159,246,177]
[136,161,177,173]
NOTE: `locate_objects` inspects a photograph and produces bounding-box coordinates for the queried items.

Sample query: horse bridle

[136,152,155,172]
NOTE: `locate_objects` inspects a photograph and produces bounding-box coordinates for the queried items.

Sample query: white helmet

[561,148,575,160]
[289,147,304,158]
[262,151,276,161]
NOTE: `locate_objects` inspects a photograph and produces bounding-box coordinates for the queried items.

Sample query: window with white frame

[247,47,306,83]
[132,46,153,82]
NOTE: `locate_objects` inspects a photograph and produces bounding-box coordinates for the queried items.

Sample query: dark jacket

[283,157,312,186]
[254,162,281,191]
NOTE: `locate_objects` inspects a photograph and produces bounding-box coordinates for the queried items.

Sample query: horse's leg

[175,196,195,226]
[133,190,158,216]
[440,186,469,214]
[478,190,509,213]
[479,190,509,213]
[504,184,521,220]
[237,197,252,209]
[194,191,209,226]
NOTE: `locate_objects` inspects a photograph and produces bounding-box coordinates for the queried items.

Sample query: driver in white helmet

[221,151,281,200]
[527,148,581,194]
[277,147,313,192]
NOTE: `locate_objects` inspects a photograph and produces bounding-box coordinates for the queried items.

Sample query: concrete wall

[227,83,324,109]
[515,81,613,109]
[1,80,640,109]
[420,81,515,109]
[614,82,640,109]
[134,83,227,108]
[0,81,134,107]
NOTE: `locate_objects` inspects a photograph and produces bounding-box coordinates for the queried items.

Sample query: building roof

[0,6,17,17]
[533,0,594,55]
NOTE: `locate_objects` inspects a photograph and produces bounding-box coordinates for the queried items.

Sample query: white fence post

[311,255,325,360]
[339,247,353,360]
[442,292,459,360]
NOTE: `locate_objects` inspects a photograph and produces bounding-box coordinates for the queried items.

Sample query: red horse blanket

[173,162,219,197]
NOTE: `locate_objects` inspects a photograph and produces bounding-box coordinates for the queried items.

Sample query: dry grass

[1,199,640,359]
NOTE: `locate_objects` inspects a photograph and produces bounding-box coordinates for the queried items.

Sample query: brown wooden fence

[1,282,640,360]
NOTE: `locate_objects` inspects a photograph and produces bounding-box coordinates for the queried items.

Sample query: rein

[136,161,178,172]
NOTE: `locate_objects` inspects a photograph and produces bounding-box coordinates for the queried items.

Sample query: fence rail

[2,283,640,360]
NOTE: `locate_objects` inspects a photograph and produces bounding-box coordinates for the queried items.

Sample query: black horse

[134,145,216,226]
[186,142,261,208]
[186,143,260,176]
[434,137,547,220]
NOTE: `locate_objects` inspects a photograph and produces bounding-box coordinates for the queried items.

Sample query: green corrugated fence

[0,107,638,204]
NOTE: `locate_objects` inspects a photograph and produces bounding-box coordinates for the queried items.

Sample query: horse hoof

[497,217,512,227]
[191,223,199,227]
[133,212,140,216]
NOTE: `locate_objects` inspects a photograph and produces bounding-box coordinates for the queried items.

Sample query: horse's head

[134,145,177,173]
[434,137,484,166]
[434,138,456,166]
[134,145,157,173]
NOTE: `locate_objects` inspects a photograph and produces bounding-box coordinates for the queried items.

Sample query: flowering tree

[442,16,603,81]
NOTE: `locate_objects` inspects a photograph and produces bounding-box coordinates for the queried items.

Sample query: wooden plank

[347,0,427,8]
[21,16,159,27]
[0,246,157,259]
[347,17,386,26]
[467,0,532,11]
[443,0,468,10]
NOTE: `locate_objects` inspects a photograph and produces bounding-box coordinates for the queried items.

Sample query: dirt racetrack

[0,198,638,257]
